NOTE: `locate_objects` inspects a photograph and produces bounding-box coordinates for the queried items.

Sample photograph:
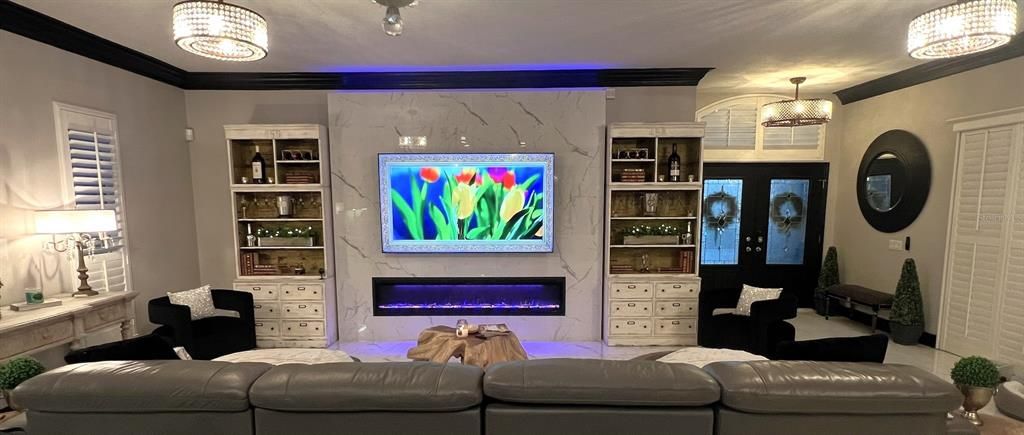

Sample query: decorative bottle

[246,224,257,247]
[668,144,681,182]
[251,146,266,184]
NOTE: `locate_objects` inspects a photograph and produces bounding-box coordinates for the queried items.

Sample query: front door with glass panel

[700,163,828,306]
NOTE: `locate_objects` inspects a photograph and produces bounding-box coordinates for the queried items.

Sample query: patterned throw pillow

[734,284,782,316]
[167,285,217,320]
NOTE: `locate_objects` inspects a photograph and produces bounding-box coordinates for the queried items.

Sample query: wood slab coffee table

[407,325,528,368]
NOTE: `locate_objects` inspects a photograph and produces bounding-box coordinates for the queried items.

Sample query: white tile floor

[336,309,960,376]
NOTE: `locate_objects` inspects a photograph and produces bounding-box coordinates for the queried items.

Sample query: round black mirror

[857,130,930,233]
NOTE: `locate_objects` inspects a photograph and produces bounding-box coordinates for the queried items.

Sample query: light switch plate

[888,239,904,251]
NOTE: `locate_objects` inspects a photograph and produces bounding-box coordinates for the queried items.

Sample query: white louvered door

[941,115,1024,364]
[55,103,129,293]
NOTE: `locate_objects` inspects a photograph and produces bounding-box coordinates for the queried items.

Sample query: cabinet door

[942,127,1015,358]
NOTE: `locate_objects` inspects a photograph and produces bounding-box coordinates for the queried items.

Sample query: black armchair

[149,289,256,360]
[697,287,798,358]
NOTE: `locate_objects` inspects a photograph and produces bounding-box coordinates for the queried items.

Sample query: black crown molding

[835,36,1024,105]
[0,0,188,87]
[1,1,711,91]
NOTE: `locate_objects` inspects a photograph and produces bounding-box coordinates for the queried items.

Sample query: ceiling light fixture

[173,0,268,61]
[373,0,417,36]
[908,0,1018,59]
[761,77,833,128]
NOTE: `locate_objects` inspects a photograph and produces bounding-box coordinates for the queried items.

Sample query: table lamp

[34,209,117,297]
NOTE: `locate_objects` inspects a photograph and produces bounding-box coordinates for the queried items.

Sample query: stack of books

[241,252,257,275]
[679,251,695,274]
[284,174,316,184]
[241,252,281,276]
[610,264,635,274]
[619,168,646,183]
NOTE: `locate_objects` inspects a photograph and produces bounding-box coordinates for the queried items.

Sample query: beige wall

[0,33,200,340]
[184,91,328,287]
[836,57,1024,334]
[608,86,697,123]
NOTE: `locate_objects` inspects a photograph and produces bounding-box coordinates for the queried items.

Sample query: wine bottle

[668,144,681,182]
[251,146,266,184]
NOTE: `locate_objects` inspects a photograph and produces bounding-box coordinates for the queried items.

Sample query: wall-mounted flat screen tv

[379,153,554,253]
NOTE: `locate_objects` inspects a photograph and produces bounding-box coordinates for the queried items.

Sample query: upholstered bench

[825,284,894,332]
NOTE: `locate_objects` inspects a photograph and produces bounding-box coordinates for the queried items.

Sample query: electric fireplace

[372,277,565,316]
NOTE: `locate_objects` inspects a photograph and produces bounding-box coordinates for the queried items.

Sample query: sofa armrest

[148,297,193,348]
[749,293,798,324]
[212,289,254,322]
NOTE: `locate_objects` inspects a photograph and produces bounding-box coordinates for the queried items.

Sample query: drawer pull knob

[672,303,681,307]
[689,307,693,311]
[688,325,693,329]
[627,285,636,289]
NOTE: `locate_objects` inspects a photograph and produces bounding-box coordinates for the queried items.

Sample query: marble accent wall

[328,91,606,341]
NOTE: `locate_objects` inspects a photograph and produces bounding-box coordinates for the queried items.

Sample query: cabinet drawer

[0,320,74,358]
[253,302,279,319]
[609,319,652,336]
[254,320,280,337]
[83,302,126,331]
[610,301,652,317]
[274,128,319,139]
[655,318,696,335]
[655,282,699,299]
[282,302,323,319]
[610,282,653,299]
[655,300,698,317]
[282,321,326,337]
[281,284,323,301]
[236,283,279,301]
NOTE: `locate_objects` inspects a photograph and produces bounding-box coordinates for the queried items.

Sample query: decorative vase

[890,323,923,345]
[957,385,994,426]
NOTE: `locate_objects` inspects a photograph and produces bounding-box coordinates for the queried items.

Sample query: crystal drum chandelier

[908,0,1018,59]
[173,0,269,61]
[761,78,833,128]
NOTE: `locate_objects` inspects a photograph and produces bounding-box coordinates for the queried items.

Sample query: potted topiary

[951,355,1001,426]
[0,357,46,410]
[814,247,839,315]
[890,258,924,345]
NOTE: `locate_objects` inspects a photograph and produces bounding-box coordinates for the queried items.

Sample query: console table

[0,291,138,361]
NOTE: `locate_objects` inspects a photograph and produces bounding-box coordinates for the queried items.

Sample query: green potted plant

[0,357,46,410]
[814,246,839,315]
[951,356,1001,426]
[890,258,924,345]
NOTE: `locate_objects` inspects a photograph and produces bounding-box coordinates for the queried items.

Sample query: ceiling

[13,0,993,93]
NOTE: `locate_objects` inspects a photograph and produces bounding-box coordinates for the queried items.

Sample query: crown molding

[1,1,711,90]
[0,0,188,87]
[835,36,1024,105]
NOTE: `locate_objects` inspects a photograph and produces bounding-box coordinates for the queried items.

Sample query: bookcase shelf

[226,124,337,349]
[604,122,705,347]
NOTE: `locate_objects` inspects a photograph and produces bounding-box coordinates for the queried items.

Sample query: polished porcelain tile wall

[328,91,606,341]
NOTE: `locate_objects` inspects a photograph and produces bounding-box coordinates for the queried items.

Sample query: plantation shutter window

[941,110,1024,367]
[700,102,757,149]
[697,95,827,157]
[55,103,129,293]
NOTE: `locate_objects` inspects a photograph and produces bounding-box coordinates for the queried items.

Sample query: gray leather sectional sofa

[13,358,962,435]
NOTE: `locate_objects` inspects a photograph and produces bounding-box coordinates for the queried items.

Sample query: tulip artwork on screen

[378,153,555,253]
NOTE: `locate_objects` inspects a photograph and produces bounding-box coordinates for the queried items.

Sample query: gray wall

[836,57,1024,334]
[608,86,696,123]
[184,90,329,287]
[0,33,200,341]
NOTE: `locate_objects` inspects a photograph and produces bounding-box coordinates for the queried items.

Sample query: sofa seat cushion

[63,333,178,364]
[484,358,720,407]
[250,362,483,412]
[703,361,960,415]
[12,360,270,413]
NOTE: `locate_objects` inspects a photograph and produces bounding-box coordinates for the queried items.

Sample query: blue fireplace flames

[372,277,566,316]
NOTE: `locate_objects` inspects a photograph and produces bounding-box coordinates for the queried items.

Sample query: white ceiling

[15,0,993,93]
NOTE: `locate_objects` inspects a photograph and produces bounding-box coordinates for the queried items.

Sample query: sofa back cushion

[13,360,270,413]
[250,362,483,412]
[484,358,720,406]
[703,361,960,415]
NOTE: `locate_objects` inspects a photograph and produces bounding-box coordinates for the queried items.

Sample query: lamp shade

[35,210,117,234]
